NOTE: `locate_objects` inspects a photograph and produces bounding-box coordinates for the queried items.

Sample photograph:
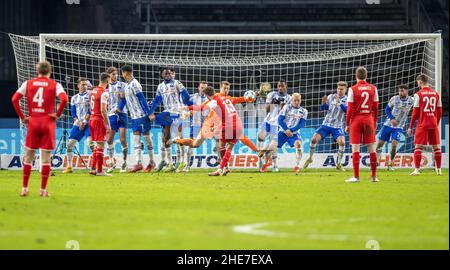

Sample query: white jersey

[124,78,146,120]
[383,95,414,129]
[264,91,292,125]
[71,92,90,126]
[190,92,208,127]
[156,79,186,113]
[322,94,348,129]
[108,81,127,116]
[278,104,308,133]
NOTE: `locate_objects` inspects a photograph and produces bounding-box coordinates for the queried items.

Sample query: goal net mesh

[9,34,438,167]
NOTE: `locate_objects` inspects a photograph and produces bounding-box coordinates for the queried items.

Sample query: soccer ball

[244,90,256,100]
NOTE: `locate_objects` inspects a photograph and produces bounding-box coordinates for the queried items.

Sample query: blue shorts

[155,112,181,127]
[131,116,151,134]
[190,125,202,138]
[277,131,302,148]
[379,125,402,142]
[264,122,278,137]
[69,125,90,141]
[316,125,345,141]
[109,113,128,132]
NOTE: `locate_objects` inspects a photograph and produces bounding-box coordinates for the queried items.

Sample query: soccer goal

[9,33,443,169]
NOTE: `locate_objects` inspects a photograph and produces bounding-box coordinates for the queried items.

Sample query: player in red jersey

[88,73,112,176]
[344,67,379,183]
[407,74,442,176]
[189,86,244,176]
[11,61,68,197]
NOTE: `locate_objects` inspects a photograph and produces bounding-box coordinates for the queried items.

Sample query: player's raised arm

[319,95,329,111]
[176,80,191,105]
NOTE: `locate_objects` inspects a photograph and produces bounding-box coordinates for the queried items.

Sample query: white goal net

[9,34,443,169]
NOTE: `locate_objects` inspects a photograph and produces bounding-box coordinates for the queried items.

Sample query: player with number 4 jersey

[11,61,68,197]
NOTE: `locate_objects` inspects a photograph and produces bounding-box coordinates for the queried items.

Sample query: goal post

[9,33,444,169]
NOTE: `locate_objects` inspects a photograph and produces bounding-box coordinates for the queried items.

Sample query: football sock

[40,163,51,190]
[352,152,360,179]
[369,152,377,177]
[434,147,442,169]
[414,147,422,169]
[22,162,32,188]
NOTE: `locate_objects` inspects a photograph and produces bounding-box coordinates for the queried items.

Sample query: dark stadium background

[0,0,448,122]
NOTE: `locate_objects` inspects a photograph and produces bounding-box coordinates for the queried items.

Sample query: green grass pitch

[0,168,448,250]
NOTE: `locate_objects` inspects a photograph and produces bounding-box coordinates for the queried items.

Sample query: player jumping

[11,61,68,196]
[376,84,413,171]
[407,74,442,176]
[345,67,379,183]
[303,81,348,171]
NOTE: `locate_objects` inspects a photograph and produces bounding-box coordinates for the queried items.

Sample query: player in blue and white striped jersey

[63,77,94,173]
[376,85,414,171]
[117,65,155,173]
[184,81,208,172]
[259,93,307,174]
[257,80,291,172]
[148,67,191,172]
[105,67,129,173]
[303,81,348,171]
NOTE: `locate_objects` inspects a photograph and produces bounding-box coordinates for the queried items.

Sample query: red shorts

[414,127,440,145]
[349,117,376,145]
[25,116,56,151]
[89,116,107,142]
[219,126,243,144]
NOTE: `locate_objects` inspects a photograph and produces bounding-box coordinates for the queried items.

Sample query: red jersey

[16,77,65,117]
[89,86,109,118]
[410,87,442,129]
[346,80,379,125]
[207,95,242,133]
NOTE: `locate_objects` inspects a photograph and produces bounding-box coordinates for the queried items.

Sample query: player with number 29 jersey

[409,86,442,145]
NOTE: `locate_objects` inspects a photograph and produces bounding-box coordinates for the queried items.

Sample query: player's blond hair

[220,81,231,86]
[292,93,301,99]
[337,81,348,88]
[36,61,52,76]
[106,66,118,74]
